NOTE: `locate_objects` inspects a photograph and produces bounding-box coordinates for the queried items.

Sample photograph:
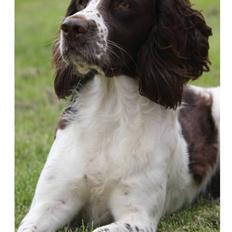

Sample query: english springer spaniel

[18,0,220,231]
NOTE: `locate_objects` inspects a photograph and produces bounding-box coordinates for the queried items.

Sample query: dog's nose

[61,17,89,35]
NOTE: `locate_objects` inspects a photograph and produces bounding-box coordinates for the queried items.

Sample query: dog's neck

[69,74,177,126]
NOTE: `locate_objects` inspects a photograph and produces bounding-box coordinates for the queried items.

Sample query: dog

[18,0,220,231]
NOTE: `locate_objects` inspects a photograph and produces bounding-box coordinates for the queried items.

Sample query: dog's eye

[113,0,131,11]
[78,0,89,10]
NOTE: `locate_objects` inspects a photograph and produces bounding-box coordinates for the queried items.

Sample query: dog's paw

[17,224,38,232]
[93,226,111,232]
[93,223,129,232]
[93,223,155,232]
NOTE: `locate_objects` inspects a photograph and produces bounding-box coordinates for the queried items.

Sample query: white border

[0,0,15,231]
[0,0,230,231]
[221,0,232,231]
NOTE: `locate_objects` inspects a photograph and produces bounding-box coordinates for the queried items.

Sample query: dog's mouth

[61,47,120,78]
[60,36,131,78]
[60,38,107,76]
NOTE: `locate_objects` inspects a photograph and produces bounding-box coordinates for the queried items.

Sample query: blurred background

[15,0,220,231]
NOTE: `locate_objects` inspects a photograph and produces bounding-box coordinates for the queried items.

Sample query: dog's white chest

[64,76,169,210]
[46,75,189,224]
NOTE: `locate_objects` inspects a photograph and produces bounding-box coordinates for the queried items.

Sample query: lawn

[15,0,220,231]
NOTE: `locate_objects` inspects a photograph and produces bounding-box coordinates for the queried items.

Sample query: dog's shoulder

[178,85,219,190]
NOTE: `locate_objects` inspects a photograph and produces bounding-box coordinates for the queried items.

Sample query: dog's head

[54,0,212,108]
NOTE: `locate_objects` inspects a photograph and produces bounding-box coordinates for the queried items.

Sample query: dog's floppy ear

[137,0,212,109]
[53,41,81,99]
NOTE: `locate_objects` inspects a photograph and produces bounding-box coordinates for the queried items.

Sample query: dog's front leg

[93,173,167,232]
[17,128,87,232]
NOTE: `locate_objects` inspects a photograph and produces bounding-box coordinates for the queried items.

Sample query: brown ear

[53,41,81,98]
[137,0,212,109]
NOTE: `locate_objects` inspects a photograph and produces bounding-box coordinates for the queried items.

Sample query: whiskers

[107,40,137,68]
[53,36,138,77]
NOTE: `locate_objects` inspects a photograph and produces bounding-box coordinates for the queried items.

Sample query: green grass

[15,0,220,231]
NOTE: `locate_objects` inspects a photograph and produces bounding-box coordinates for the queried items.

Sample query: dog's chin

[76,63,93,75]
[76,63,104,76]
[62,52,125,78]
[61,52,103,76]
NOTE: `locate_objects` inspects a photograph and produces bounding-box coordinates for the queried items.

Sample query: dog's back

[179,85,220,198]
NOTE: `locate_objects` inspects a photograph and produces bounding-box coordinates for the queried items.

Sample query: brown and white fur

[18,0,220,232]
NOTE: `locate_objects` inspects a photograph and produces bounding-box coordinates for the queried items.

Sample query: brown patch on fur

[58,118,68,130]
[55,107,74,134]
[54,118,68,139]
[179,87,219,184]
